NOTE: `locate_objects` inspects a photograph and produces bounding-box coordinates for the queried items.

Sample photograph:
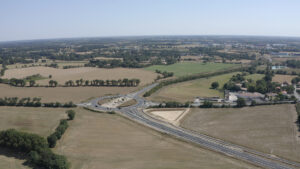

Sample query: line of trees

[155,69,174,79]
[65,78,141,87]
[0,77,140,87]
[153,101,190,108]
[0,97,76,108]
[0,129,69,169]
[0,64,7,76]
[296,103,300,131]
[47,110,75,148]
[144,66,243,97]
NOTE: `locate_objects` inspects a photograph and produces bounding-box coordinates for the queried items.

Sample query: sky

[1,0,300,41]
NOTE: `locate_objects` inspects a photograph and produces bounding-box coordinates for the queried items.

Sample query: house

[281,81,291,87]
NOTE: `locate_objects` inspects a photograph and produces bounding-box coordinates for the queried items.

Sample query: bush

[47,119,69,148]
[236,98,246,108]
[211,82,219,89]
[66,110,76,120]
[200,101,213,108]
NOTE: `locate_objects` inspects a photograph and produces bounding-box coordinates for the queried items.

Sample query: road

[80,83,300,169]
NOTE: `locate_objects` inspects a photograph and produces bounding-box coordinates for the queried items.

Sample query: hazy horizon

[1,0,300,41]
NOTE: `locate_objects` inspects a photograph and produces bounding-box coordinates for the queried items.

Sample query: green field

[245,74,264,81]
[149,72,265,102]
[145,62,240,77]
[149,72,238,102]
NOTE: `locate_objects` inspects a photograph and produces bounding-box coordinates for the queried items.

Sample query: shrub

[66,110,76,120]
[211,82,219,89]
[236,98,246,108]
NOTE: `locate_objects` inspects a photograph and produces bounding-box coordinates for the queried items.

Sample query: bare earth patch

[3,67,157,86]
[54,108,256,169]
[145,108,189,126]
[181,105,300,162]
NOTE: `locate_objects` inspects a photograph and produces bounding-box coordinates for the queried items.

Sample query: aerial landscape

[1,0,300,169]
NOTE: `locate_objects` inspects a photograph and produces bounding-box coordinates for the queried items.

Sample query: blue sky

[1,0,300,41]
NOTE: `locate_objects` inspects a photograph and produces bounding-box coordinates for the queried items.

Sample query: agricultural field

[0,107,67,137]
[272,74,296,83]
[144,62,240,77]
[148,72,238,102]
[3,67,157,86]
[0,84,137,103]
[54,108,256,169]
[245,73,264,81]
[181,105,300,162]
[0,107,68,169]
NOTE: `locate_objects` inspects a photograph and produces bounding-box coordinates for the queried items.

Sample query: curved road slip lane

[81,83,300,169]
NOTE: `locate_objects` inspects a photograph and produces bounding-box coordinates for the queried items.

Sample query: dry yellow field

[0,84,137,103]
[181,105,300,162]
[0,106,67,137]
[3,67,157,86]
[54,108,256,169]
[272,74,296,83]
[0,107,68,169]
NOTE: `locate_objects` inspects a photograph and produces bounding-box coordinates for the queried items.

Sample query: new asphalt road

[80,83,300,169]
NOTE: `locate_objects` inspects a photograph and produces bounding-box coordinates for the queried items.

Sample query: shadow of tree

[0,147,35,169]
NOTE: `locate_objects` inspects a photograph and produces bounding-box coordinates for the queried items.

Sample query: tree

[200,101,213,108]
[211,82,219,89]
[247,85,255,92]
[29,80,36,87]
[85,80,89,86]
[47,134,57,148]
[66,110,75,120]
[236,98,246,108]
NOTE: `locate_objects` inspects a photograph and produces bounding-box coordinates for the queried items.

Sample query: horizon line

[1,34,300,43]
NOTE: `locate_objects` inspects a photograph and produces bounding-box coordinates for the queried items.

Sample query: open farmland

[181,105,300,162]
[272,74,296,83]
[0,107,68,169]
[0,107,73,169]
[0,84,137,103]
[148,72,238,102]
[0,107,67,137]
[3,67,157,86]
[145,62,240,77]
[245,73,264,81]
[54,108,256,169]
